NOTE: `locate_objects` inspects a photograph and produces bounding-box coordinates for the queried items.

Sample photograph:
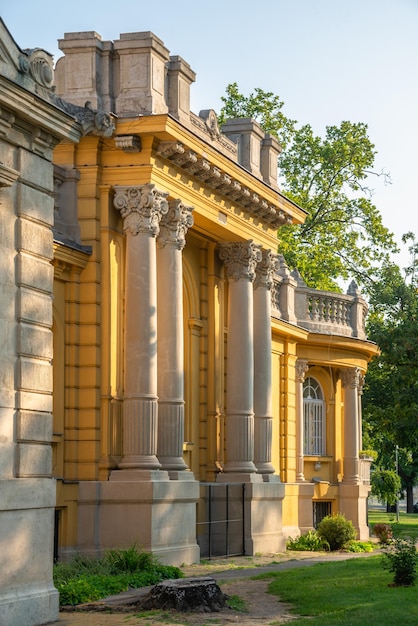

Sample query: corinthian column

[112,184,168,476]
[156,199,194,477]
[217,240,262,478]
[341,367,361,484]
[295,359,309,481]
[253,250,279,477]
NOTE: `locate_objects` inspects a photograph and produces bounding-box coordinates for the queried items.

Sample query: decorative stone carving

[199,109,221,140]
[217,241,262,281]
[113,184,169,236]
[52,98,115,137]
[341,367,361,389]
[296,359,309,383]
[115,135,142,152]
[158,199,194,250]
[19,48,54,89]
[254,250,280,290]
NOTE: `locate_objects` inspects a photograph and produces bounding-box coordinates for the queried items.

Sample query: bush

[317,513,356,551]
[373,523,393,544]
[344,540,375,553]
[286,529,329,552]
[382,536,417,586]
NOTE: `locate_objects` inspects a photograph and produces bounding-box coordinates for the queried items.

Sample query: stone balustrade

[271,261,368,340]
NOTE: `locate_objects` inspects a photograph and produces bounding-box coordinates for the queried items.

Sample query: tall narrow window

[303,377,325,455]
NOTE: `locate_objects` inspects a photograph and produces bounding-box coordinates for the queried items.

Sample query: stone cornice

[156,140,294,229]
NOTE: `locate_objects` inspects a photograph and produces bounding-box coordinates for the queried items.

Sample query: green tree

[219,83,397,291]
[363,235,418,512]
[370,468,401,507]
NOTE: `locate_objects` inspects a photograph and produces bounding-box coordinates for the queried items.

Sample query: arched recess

[182,254,202,478]
[305,366,336,456]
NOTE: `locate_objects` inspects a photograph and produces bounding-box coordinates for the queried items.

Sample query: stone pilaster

[295,359,309,481]
[112,184,168,476]
[341,367,361,484]
[157,199,194,477]
[217,240,262,479]
[253,250,279,478]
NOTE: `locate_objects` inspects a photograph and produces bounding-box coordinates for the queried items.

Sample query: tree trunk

[406,482,414,513]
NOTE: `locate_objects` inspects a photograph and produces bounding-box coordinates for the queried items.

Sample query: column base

[168,470,196,480]
[216,472,263,483]
[78,479,200,566]
[109,469,169,481]
[261,473,282,483]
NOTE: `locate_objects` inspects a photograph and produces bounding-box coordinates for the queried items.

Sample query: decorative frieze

[158,199,194,250]
[217,240,262,281]
[113,184,169,236]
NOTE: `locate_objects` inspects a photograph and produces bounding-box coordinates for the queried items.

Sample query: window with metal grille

[313,501,332,528]
[303,377,325,455]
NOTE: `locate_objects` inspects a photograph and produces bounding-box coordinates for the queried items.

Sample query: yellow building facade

[49,30,378,563]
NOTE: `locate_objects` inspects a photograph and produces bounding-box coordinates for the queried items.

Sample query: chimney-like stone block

[261,133,282,190]
[55,31,114,111]
[221,118,264,178]
[167,55,196,123]
[114,31,170,116]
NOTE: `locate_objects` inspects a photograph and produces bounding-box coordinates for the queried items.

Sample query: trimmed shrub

[317,513,356,551]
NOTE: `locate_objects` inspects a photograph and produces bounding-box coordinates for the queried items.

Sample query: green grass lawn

[368,510,418,540]
[256,556,418,625]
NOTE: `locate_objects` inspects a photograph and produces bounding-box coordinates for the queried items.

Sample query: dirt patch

[58,576,298,625]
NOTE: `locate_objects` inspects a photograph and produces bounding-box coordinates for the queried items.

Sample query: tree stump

[140,577,227,612]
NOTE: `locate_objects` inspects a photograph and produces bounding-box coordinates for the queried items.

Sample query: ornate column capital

[341,367,362,389]
[296,359,309,383]
[217,240,262,281]
[157,199,194,250]
[254,249,280,290]
[113,184,169,236]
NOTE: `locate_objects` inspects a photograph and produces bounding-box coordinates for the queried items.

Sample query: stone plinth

[338,482,371,541]
[77,479,200,566]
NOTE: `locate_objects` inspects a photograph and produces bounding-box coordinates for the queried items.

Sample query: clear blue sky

[3,0,417,270]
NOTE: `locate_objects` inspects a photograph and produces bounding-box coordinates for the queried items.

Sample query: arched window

[303,377,325,455]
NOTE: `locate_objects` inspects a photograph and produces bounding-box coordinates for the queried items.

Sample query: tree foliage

[363,235,418,511]
[218,83,397,291]
[371,469,401,506]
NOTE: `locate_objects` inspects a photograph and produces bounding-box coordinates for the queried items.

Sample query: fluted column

[217,240,262,477]
[253,250,279,476]
[156,199,194,476]
[296,359,309,481]
[358,372,365,452]
[341,367,361,484]
[112,184,168,475]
